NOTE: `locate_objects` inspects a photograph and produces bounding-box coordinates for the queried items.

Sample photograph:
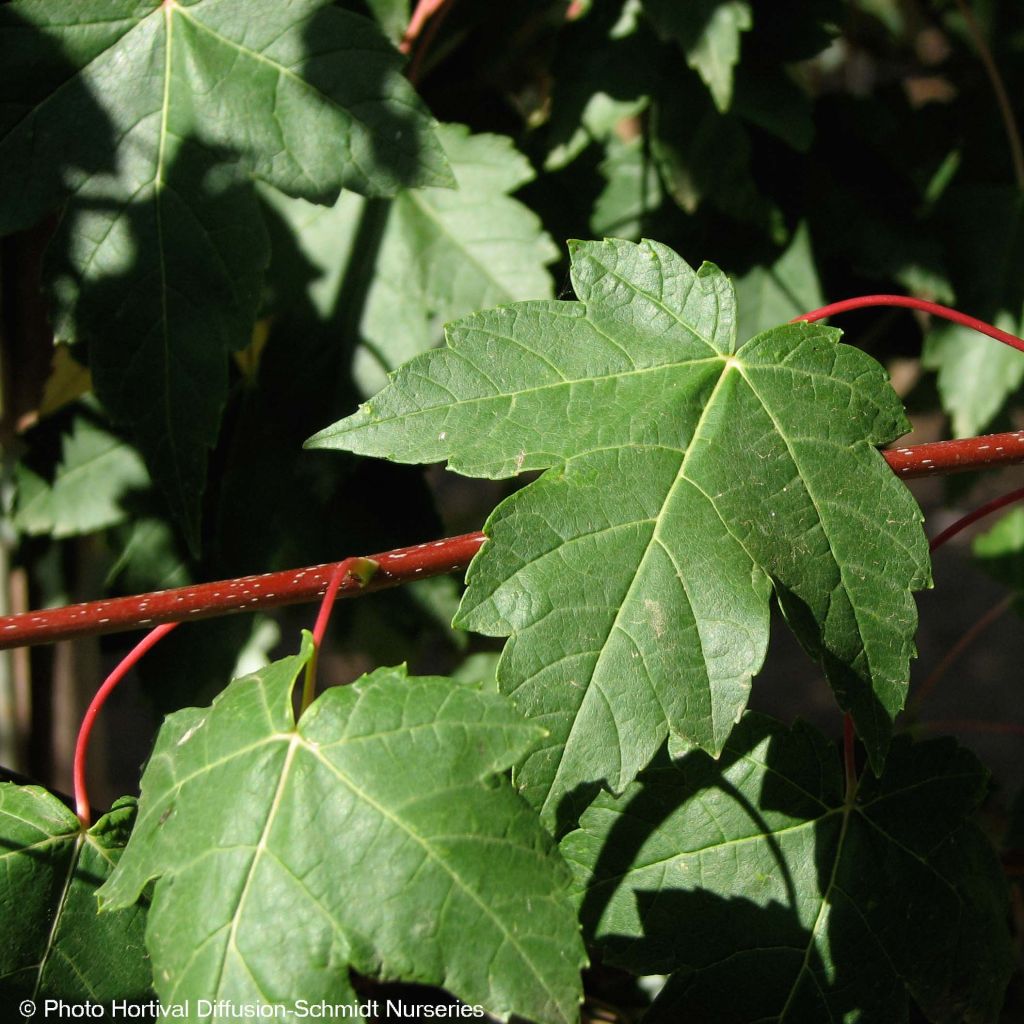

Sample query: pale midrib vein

[540,361,735,809]
[404,190,519,301]
[859,815,963,900]
[0,832,73,863]
[0,799,78,833]
[857,772,982,811]
[302,741,569,1021]
[210,736,300,1004]
[578,813,834,889]
[174,7,374,135]
[333,356,724,437]
[30,833,84,1001]
[777,802,853,1021]
[137,733,290,835]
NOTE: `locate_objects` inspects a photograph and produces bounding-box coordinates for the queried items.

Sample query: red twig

[3,437,1024,652]
[927,485,1024,552]
[5,298,1024,652]
[73,622,177,827]
[0,533,484,651]
[794,294,1024,355]
[400,0,449,54]
[301,557,378,711]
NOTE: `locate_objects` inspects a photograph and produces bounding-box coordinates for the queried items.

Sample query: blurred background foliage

[3,4,1024,1011]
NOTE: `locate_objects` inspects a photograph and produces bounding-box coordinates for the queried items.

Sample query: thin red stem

[301,557,378,711]
[910,592,1015,713]
[794,294,1024,355]
[73,622,178,827]
[927,485,1024,552]
[400,0,449,54]
[407,0,454,86]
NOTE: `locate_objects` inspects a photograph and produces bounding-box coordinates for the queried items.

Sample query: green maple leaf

[309,238,930,828]
[99,638,585,1024]
[0,788,150,1003]
[0,0,450,549]
[561,715,1013,1022]
[14,416,150,539]
[642,0,753,111]
[733,223,824,342]
[264,122,557,395]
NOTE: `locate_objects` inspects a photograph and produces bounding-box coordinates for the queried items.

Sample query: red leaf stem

[794,294,1024,355]
[73,622,178,827]
[927,484,1024,552]
[301,557,379,711]
[400,0,449,54]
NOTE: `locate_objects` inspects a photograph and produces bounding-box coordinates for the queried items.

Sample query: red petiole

[73,622,178,827]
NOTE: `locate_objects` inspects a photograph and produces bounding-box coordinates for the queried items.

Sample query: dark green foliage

[1,2,1022,1021]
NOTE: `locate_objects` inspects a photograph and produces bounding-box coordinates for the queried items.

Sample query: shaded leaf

[100,640,585,1024]
[642,0,752,111]
[14,416,149,538]
[311,238,930,827]
[561,715,1013,1022]
[650,75,778,230]
[263,123,556,395]
[0,0,450,547]
[363,0,410,43]
[0,788,150,1002]
[733,222,823,342]
[541,2,658,171]
[356,123,557,393]
[590,135,663,240]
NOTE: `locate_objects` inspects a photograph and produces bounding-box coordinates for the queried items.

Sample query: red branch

[3,433,1024,651]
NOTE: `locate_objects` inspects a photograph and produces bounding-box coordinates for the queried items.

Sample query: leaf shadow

[299,5,448,198]
[8,3,444,551]
[570,718,886,1021]
[774,580,896,767]
[0,6,117,235]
